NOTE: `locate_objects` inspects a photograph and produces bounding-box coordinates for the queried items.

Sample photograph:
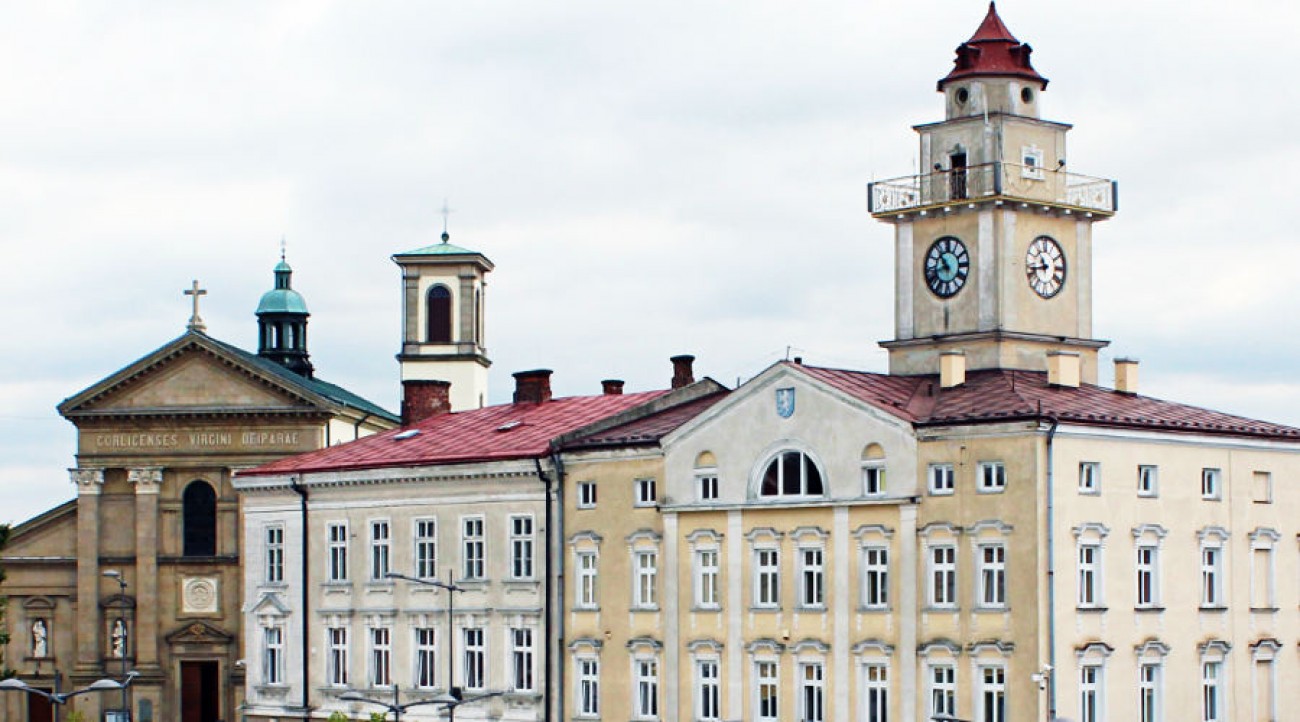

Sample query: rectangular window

[635,658,659,720]
[862,463,886,497]
[800,662,825,722]
[327,522,348,582]
[369,520,390,582]
[1022,145,1045,179]
[370,627,391,687]
[1139,662,1161,722]
[414,519,437,580]
[755,661,779,722]
[979,665,1007,722]
[1138,465,1158,497]
[929,463,955,495]
[1202,661,1222,722]
[1079,462,1100,494]
[696,660,720,722]
[414,628,437,689]
[1252,546,1275,609]
[510,628,535,692]
[698,473,719,501]
[1080,665,1102,722]
[1252,471,1272,503]
[577,481,597,509]
[862,662,889,722]
[577,658,600,717]
[265,525,284,584]
[463,627,485,690]
[576,551,598,609]
[263,626,284,685]
[327,626,349,687]
[1136,544,1159,607]
[754,548,780,608]
[862,546,889,609]
[1201,546,1223,607]
[929,544,957,608]
[1201,468,1222,500]
[695,549,720,609]
[509,515,535,580]
[929,663,957,720]
[462,517,485,580]
[635,478,657,506]
[799,547,825,609]
[1078,543,1101,607]
[978,461,1007,493]
[978,543,1007,608]
[634,550,658,609]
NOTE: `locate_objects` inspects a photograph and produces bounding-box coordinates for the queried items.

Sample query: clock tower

[869,2,1117,382]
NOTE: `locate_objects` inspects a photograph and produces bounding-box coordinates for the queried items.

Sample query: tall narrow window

[327,627,349,687]
[862,662,889,722]
[182,480,217,557]
[635,658,659,720]
[1201,468,1222,500]
[634,550,658,609]
[1079,462,1100,494]
[1078,543,1101,607]
[327,522,348,582]
[929,663,957,720]
[1251,542,1276,609]
[370,627,391,687]
[462,517,485,580]
[1201,545,1223,607]
[265,525,284,583]
[800,662,826,722]
[1136,544,1160,608]
[862,546,889,609]
[1252,471,1272,503]
[977,543,1006,608]
[799,547,825,609]
[510,515,535,579]
[1201,661,1222,722]
[1139,662,1161,722]
[978,665,1006,722]
[415,519,437,580]
[263,626,285,685]
[755,548,780,608]
[755,661,779,722]
[1080,665,1102,722]
[695,549,720,609]
[414,628,437,689]
[696,660,720,721]
[370,520,391,581]
[576,551,598,609]
[577,658,600,717]
[511,628,535,692]
[463,628,486,690]
[930,545,957,608]
[426,284,452,343]
[1137,465,1158,497]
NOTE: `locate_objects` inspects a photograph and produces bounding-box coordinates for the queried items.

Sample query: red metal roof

[563,391,730,449]
[241,389,670,476]
[938,2,1047,90]
[795,364,1300,440]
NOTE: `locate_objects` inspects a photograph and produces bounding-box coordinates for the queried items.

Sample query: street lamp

[102,569,132,721]
[0,671,140,713]
[338,687,505,722]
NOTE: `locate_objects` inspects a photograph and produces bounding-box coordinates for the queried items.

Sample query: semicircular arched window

[426,285,453,343]
[182,480,217,557]
[758,450,824,498]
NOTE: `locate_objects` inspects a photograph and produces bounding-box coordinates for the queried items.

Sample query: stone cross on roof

[184,279,207,333]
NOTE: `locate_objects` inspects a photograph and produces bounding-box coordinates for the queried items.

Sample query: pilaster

[70,467,104,674]
[662,512,679,722]
[900,503,919,722]
[129,467,163,670]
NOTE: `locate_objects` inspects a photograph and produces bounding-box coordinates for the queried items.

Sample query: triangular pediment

[251,591,291,616]
[165,620,234,645]
[59,332,331,418]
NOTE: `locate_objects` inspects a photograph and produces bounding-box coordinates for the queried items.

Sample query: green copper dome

[256,260,310,315]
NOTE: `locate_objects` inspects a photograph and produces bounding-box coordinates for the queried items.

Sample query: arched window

[183,480,217,557]
[426,285,452,343]
[759,450,824,498]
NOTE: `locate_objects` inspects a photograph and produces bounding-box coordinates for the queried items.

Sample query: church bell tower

[869,2,1118,382]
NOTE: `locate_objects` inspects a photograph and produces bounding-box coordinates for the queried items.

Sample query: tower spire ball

[184,279,207,333]
[439,198,454,243]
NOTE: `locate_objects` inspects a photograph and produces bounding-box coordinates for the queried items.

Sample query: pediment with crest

[165,620,235,646]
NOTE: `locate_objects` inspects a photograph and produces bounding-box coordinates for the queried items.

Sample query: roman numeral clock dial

[1025,236,1066,298]
[924,236,970,298]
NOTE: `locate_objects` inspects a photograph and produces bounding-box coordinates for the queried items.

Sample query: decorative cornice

[69,468,104,494]
[854,524,895,541]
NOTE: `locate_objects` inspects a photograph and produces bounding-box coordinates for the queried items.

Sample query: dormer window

[759,450,824,498]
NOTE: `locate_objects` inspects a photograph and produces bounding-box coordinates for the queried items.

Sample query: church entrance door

[27,689,53,722]
[180,661,219,722]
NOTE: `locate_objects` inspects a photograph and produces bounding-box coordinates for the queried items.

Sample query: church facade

[0,261,396,722]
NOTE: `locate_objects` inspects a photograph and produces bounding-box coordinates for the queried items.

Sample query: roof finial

[184,279,208,333]
[440,198,454,243]
[280,235,287,262]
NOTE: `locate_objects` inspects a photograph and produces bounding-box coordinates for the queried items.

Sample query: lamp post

[102,569,132,721]
[384,570,476,722]
[338,686,504,722]
[0,671,139,715]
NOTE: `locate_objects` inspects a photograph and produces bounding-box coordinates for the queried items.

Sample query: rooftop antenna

[439,198,454,242]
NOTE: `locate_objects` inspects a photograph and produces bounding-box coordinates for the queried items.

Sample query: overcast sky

[2,1,1298,525]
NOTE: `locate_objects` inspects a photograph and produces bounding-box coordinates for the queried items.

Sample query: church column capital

[69,468,105,494]
[128,467,164,494]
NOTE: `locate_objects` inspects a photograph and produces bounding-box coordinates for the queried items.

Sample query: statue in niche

[31,619,48,657]
[110,619,128,658]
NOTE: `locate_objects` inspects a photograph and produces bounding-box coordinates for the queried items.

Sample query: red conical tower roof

[938,2,1047,91]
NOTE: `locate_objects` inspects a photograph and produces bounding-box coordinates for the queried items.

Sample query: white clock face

[1025,236,1066,298]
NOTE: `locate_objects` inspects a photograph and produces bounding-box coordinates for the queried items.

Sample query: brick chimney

[602,379,625,395]
[513,369,553,404]
[402,380,452,425]
[671,355,695,389]
[1114,357,1139,394]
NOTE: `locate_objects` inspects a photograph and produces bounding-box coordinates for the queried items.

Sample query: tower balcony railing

[868,162,1117,216]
